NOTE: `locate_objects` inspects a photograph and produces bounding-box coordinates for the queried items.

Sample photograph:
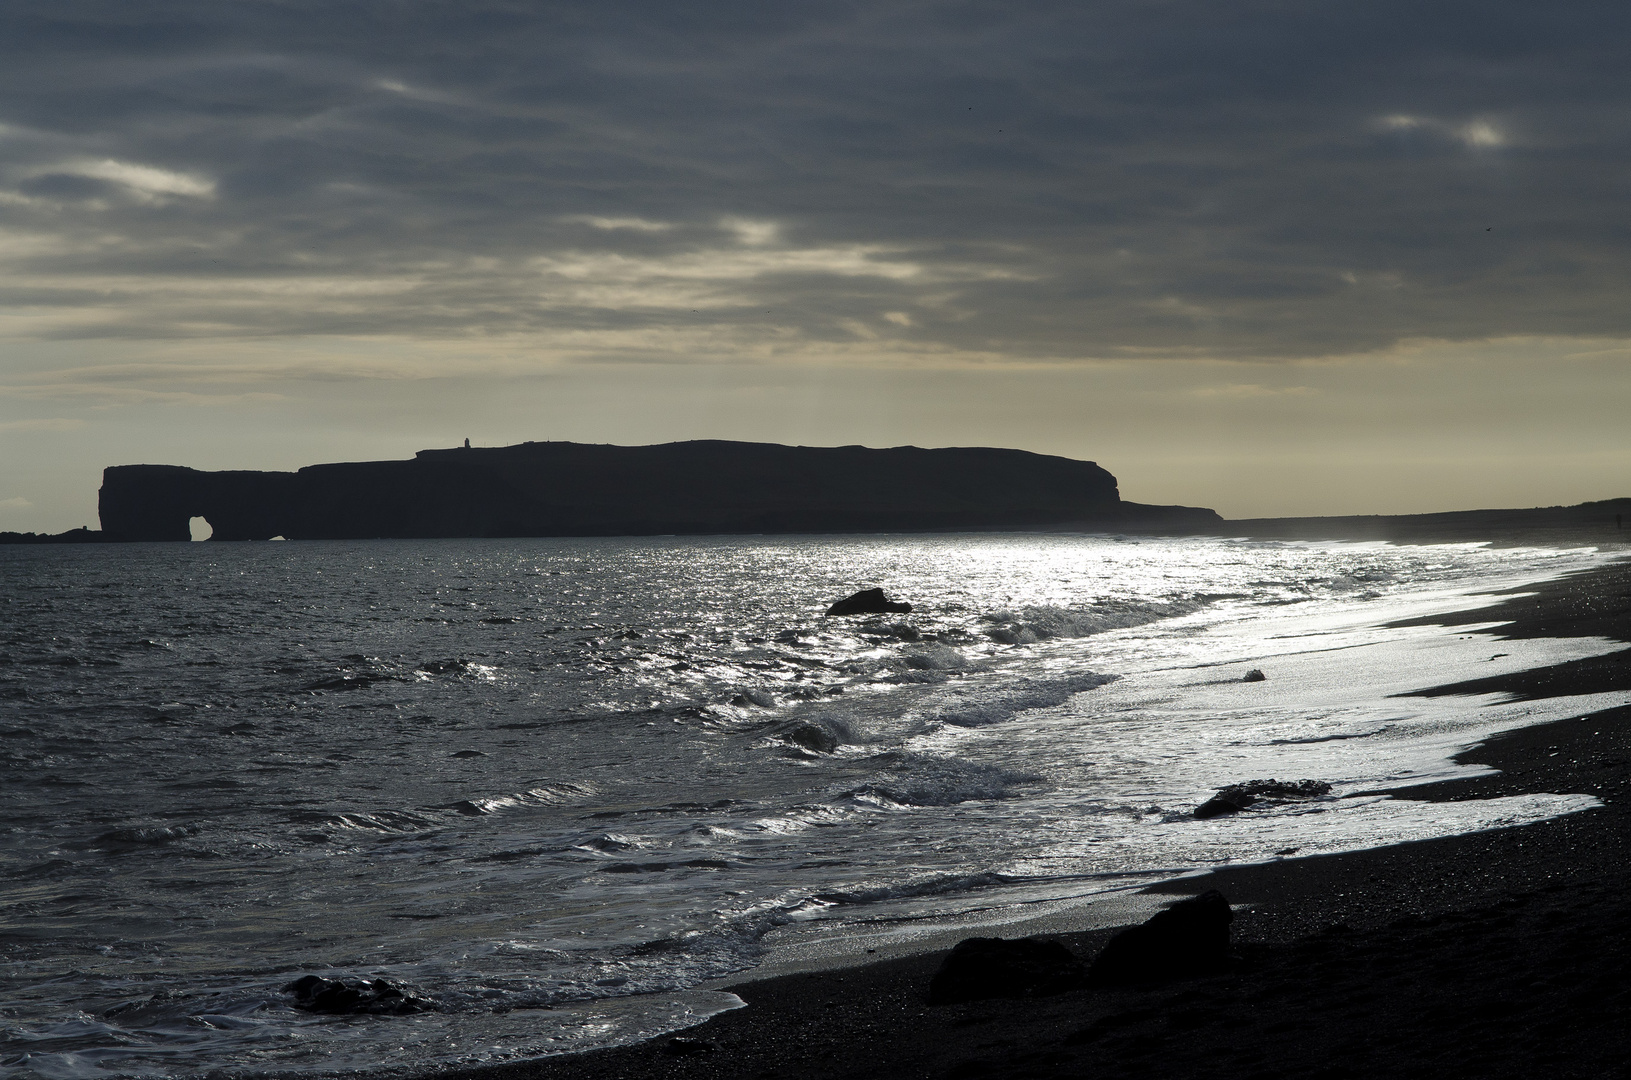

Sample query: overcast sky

[3,1,1630,530]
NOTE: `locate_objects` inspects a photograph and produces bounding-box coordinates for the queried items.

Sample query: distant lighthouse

[464,438,471,449]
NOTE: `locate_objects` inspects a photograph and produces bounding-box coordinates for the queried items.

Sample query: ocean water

[0,533,1622,1078]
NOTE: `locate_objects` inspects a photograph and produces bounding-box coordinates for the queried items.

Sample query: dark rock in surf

[927,936,1088,1005]
[782,721,840,753]
[826,588,913,616]
[1242,668,1267,682]
[1088,891,1233,985]
[1194,793,1254,819]
[281,975,433,1015]
[1194,779,1332,819]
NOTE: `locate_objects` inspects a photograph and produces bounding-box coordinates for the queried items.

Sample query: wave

[807,870,1012,906]
[573,832,641,853]
[437,782,593,816]
[916,671,1117,728]
[319,809,444,832]
[900,643,971,671]
[983,600,1202,644]
[1269,725,1392,745]
[415,658,481,676]
[600,858,732,873]
[300,673,400,692]
[849,755,1047,807]
[94,823,202,846]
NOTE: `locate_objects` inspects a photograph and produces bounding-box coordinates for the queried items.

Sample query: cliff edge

[96,440,1221,542]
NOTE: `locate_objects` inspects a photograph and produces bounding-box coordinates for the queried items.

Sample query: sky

[2,1,1630,531]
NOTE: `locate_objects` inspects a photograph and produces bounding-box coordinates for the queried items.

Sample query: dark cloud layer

[2,1,1630,358]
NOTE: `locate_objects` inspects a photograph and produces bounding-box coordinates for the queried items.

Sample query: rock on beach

[927,936,1088,1005]
[1087,890,1234,985]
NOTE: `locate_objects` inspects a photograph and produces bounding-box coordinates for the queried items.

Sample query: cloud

[563,216,674,232]
[0,496,31,510]
[64,159,214,198]
[1376,114,1508,148]
[0,417,85,432]
[721,217,779,246]
[1458,121,1505,148]
[0,376,283,405]
[1190,384,1320,399]
[525,239,961,314]
[15,159,215,205]
[0,1,1627,363]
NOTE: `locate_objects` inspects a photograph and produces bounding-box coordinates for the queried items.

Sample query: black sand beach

[432,541,1631,1080]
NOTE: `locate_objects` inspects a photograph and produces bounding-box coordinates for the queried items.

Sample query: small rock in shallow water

[1242,668,1267,682]
[927,936,1087,1005]
[1195,778,1332,818]
[1194,792,1254,818]
[825,588,913,616]
[1088,890,1233,985]
[281,975,433,1015]
[782,721,840,753]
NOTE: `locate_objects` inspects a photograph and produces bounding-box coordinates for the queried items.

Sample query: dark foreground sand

[438,549,1631,1080]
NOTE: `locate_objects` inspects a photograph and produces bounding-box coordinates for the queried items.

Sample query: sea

[2,533,1625,1079]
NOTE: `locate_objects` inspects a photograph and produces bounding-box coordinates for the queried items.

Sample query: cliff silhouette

[94,440,1221,541]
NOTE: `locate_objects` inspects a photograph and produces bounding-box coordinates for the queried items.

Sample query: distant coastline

[2,440,1626,545]
[0,526,106,545]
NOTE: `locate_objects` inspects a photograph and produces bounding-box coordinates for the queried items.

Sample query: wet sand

[435,547,1631,1080]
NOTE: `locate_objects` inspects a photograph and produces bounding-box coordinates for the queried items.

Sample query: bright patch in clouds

[1376,114,1506,148]
[527,240,987,312]
[563,216,674,232]
[722,218,780,246]
[64,159,214,199]
[1458,120,1504,147]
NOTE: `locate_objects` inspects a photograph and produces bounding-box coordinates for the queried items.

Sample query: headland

[77,440,1215,542]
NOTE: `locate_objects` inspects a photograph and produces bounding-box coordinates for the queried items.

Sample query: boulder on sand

[1088,890,1233,985]
[1194,779,1332,819]
[826,588,913,616]
[927,936,1088,1005]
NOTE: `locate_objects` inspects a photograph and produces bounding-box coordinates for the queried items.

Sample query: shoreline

[426,554,1631,1080]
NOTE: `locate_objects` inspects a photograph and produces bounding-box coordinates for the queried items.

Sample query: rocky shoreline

[420,553,1631,1080]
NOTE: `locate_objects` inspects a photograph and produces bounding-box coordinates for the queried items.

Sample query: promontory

[92,440,1221,541]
